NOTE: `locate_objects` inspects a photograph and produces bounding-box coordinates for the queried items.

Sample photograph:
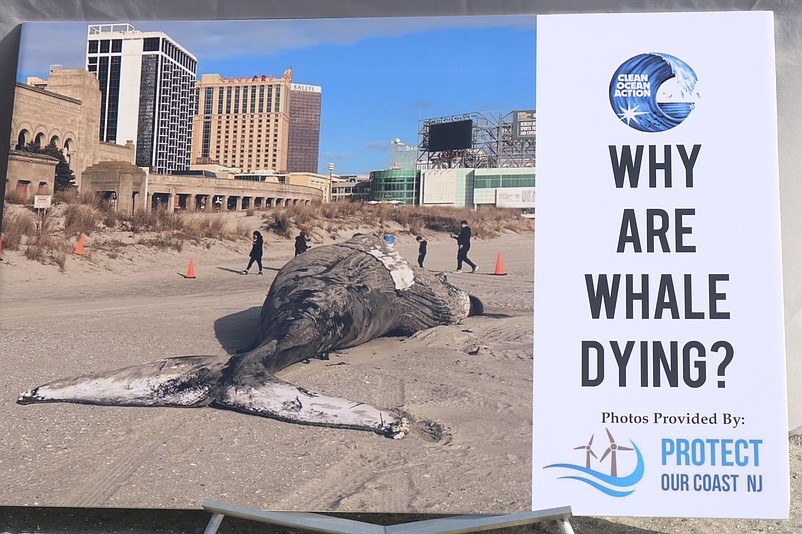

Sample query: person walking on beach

[242,230,264,275]
[451,220,477,273]
[416,235,428,268]
[295,232,309,256]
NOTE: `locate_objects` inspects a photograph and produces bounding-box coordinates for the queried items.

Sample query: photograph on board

[0,17,536,512]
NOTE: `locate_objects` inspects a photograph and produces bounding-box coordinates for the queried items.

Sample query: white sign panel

[33,195,52,209]
[496,187,535,208]
[533,12,788,518]
[421,169,456,204]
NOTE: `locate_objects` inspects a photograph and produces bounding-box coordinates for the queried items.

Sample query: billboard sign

[426,119,473,152]
[533,11,788,518]
[496,187,535,208]
[512,110,536,140]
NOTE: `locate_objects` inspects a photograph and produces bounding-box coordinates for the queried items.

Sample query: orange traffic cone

[494,252,507,276]
[73,234,86,255]
[184,258,196,279]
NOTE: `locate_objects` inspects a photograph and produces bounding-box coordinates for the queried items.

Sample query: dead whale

[17,234,483,438]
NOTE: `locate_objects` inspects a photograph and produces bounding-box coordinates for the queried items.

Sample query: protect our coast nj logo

[544,428,645,497]
[609,52,700,132]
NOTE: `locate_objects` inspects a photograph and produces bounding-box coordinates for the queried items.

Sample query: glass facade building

[389,140,418,170]
[473,168,535,189]
[368,169,418,205]
[471,167,535,208]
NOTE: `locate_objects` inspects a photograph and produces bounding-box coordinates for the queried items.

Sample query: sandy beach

[0,220,534,513]
[0,216,800,533]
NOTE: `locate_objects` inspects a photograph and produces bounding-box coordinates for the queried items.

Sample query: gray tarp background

[0,1,799,429]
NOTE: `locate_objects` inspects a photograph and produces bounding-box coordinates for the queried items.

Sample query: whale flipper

[217,378,408,438]
[17,356,224,407]
[15,355,409,437]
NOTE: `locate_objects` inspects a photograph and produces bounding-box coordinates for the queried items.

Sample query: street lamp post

[327,162,335,203]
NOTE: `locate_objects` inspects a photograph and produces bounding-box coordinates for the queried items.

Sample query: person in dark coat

[416,235,428,268]
[242,230,264,275]
[451,220,477,273]
[294,232,309,256]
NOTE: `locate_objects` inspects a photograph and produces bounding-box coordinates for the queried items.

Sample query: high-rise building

[287,83,321,173]
[191,70,293,173]
[86,23,198,174]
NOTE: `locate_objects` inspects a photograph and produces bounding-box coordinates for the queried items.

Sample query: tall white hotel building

[86,23,198,174]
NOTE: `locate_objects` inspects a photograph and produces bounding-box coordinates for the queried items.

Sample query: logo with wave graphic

[610,52,700,133]
[544,428,645,497]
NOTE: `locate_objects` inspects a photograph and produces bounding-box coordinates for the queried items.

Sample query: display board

[2,2,801,524]
[533,11,789,518]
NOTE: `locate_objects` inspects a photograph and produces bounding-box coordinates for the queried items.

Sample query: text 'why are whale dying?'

[580,144,736,389]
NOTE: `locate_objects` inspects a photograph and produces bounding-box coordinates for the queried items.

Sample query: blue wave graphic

[544,441,645,497]
[609,52,698,132]
[557,476,635,497]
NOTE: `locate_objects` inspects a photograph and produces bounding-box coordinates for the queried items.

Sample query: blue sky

[17,17,536,175]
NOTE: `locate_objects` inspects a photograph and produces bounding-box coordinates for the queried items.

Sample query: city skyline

[17,16,537,176]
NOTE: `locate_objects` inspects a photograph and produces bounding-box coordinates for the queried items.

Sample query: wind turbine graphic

[574,434,597,468]
[599,428,633,477]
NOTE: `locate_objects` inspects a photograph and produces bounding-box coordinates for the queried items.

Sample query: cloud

[18,22,89,75]
[162,16,535,61]
[17,15,535,76]
[184,17,534,59]
[366,140,392,151]
[321,151,351,161]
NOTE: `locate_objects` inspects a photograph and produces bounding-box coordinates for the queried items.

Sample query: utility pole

[327,162,334,202]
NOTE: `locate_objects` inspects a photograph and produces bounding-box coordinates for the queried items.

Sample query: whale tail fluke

[17,355,225,408]
[216,378,409,439]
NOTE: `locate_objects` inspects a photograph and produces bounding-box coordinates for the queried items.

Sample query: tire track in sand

[61,412,190,508]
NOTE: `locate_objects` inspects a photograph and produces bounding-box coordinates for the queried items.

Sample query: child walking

[416,235,428,268]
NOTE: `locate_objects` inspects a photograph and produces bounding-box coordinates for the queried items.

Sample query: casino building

[191,71,322,175]
[287,83,322,173]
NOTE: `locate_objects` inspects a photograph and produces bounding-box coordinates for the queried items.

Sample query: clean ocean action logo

[544,428,645,497]
[610,52,700,132]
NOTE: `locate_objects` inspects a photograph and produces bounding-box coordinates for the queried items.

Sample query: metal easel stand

[202,500,574,534]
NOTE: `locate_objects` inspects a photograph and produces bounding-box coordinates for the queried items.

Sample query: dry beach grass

[1,196,534,266]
